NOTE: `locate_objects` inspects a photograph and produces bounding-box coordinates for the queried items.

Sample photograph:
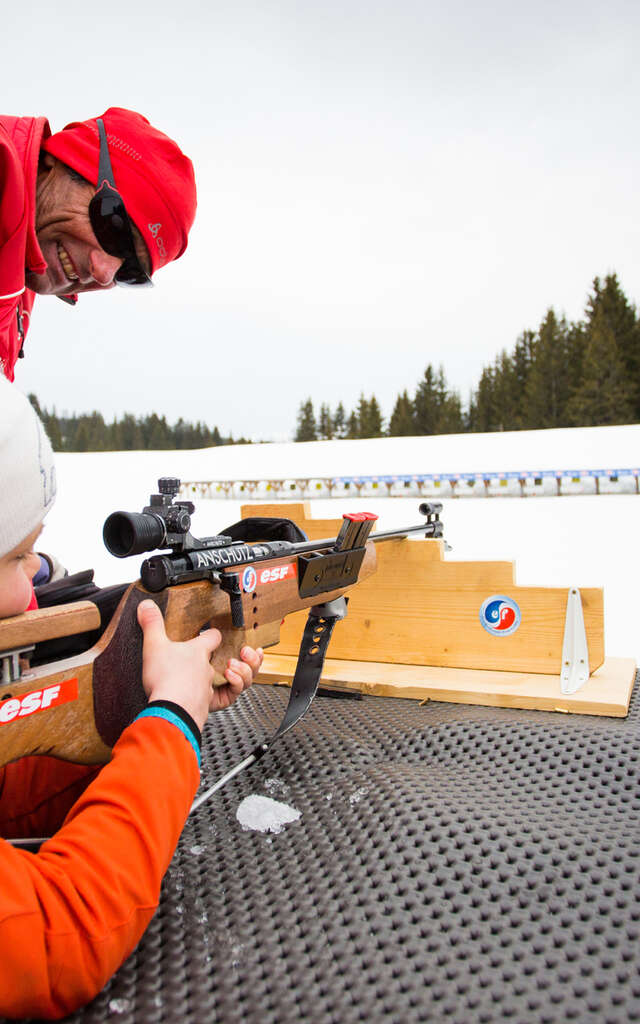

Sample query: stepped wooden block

[242,503,635,717]
[242,502,604,676]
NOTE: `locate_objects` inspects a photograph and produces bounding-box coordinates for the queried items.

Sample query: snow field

[43,432,640,666]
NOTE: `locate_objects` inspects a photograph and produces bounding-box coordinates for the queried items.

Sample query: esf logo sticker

[258,563,297,585]
[479,595,521,637]
[242,567,257,593]
[0,677,79,724]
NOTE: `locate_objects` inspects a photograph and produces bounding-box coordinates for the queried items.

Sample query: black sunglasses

[88,119,153,288]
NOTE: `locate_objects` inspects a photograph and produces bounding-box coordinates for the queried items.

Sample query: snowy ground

[42,427,640,666]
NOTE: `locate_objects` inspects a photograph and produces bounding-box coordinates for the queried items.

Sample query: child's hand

[136,601,262,731]
[137,600,218,730]
[210,645,264,712]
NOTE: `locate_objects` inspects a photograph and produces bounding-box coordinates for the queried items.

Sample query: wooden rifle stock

[0,543,378,770]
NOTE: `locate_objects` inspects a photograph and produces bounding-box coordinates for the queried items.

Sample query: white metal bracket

[560,588,589,694]
[0,644,34,685]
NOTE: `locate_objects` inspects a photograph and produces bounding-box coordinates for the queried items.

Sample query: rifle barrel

[288,521,441,555]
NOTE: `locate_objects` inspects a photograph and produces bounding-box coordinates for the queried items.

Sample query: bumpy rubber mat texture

[24,678,640,1022]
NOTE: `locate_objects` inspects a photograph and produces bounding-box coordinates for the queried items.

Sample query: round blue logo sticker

[479,595,521,637]
[241,566,257,593]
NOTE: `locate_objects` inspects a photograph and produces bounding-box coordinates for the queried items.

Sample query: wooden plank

[0,601,101,651]
[259,654,637,718]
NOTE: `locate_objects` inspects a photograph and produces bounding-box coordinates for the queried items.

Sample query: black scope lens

[103,511,166,558]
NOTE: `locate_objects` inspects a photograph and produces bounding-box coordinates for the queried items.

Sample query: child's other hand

[210,645,264,712]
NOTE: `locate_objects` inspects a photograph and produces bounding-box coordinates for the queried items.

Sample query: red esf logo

[0,678,79,724]
[258,563,297,585]
[240,562,296,592]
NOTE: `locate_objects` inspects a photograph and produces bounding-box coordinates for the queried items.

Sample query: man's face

[27,155,150,296]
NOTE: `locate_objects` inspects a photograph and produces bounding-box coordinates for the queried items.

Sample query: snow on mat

[236,794,301,834]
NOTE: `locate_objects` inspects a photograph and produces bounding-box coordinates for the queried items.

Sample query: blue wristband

[135,706,201,768]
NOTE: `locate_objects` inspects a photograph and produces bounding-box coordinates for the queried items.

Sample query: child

[0,377,263,1018]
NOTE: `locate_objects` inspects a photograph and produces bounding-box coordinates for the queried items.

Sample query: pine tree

[486,351,515,431]
[332,402,347,439]
[468,366,497,432]
[318,403,334,440]
[84,412,107,451]
[565,307,635,426]
[585,274,640,418]
[115,414,143,450]
[173,417,187,449]
[370,395,384,436]
[434,366,464,434]
[145,413,171,449]
[413,365,440,435]
[295,399,317,442]
[74,422,90,452]
[439,389,464,434]
[346,410,359,439]
[46,413,64,452]
[510,330,535,428]
[523,309,572,429]
[355,394,369,438]
[357,394,384,438]
[388,390,415,436]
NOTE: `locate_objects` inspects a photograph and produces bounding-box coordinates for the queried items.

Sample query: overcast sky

[8,0,640,440]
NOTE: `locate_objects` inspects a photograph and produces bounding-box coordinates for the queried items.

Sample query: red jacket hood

[0,116,50,286]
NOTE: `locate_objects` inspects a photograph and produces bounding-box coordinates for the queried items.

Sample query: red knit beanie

[42,107,197,275]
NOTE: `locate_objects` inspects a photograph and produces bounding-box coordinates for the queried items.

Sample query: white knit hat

[0,376,56,558]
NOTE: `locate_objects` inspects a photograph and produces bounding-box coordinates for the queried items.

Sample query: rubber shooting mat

[28,678,640,1023]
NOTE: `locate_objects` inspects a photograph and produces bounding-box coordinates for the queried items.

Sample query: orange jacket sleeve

[0,757,99,839]
[0,715,200,1020]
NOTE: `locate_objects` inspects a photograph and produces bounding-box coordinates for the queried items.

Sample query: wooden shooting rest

[0,602,100,651]
[242,503,637,718]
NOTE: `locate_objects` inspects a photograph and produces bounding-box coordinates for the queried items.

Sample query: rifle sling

[190,596,348,813]
[271,596,348,743]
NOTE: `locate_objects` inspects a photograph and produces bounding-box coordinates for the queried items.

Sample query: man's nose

[89,247,122,286]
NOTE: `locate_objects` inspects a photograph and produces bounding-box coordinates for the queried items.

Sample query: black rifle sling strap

[271,596,348,743]
[190,596,348,813]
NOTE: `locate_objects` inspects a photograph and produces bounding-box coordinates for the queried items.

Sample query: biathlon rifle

[0,478,443,775]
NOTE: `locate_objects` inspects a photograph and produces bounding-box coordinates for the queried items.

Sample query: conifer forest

[30,274,639,450]
[295,275,640,441]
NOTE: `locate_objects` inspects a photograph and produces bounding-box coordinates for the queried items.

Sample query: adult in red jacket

[0,107,196,381]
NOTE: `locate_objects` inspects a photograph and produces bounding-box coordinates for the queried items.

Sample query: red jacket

[0,715,200,1019]
[0,116,49,381]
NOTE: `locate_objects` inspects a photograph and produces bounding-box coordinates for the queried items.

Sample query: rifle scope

[103,512,172,558]
[104,478,198,558]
